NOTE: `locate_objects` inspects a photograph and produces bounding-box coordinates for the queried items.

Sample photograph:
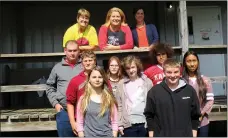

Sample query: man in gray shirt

[46,40,83,137]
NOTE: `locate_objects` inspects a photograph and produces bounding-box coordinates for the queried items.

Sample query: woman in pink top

[76,66,118,137]
[98,7,133,51]
[182,51,214,137]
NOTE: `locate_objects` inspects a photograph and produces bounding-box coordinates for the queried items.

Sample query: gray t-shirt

[84,100,113,137]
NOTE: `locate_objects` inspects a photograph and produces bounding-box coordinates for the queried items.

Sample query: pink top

[76,96,118,132]
[189,75,214,127]
[125,78,144,114]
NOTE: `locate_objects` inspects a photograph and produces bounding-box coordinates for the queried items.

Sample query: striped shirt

[189,75,214,127]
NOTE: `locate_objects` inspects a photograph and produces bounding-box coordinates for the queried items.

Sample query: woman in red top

[144,43,174,85]
[98,7,133,51]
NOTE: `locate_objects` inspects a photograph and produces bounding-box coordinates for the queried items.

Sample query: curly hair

[149,43,174,65]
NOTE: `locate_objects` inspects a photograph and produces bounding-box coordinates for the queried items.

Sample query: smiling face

[185,54,199,73]
[110,11,121,26]
[77,15,89,28]
[125,61,138,80]
[135,9,145,23]
[89,70,104,88]
[164,66,181,86]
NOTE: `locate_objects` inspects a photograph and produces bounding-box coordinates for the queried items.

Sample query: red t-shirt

[66,71,87,105]
[144,65,165,86]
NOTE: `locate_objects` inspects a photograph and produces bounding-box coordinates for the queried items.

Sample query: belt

[131,123,145,126]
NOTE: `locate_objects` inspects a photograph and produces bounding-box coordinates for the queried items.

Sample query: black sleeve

[190,86,201,130]
[144,89,156,131]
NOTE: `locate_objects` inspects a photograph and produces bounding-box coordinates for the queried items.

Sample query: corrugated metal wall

[0,1,227,108]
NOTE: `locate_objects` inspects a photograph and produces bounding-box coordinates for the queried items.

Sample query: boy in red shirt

[66,51,97,135]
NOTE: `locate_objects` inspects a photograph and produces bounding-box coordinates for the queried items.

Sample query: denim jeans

[123,123,147,137]
[56,109,75,137]
[198,124,209,137]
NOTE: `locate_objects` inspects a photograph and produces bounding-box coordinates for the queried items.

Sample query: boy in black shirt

[144,58,201,137]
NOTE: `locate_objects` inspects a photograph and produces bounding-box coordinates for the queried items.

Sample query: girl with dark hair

[144,43,174,85]
[182,51,214,137]
[131,7,159,49]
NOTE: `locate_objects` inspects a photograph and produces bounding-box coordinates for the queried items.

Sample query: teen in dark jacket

[144,58,201,137]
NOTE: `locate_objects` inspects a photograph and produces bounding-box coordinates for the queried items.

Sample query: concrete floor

[1,120,227,137]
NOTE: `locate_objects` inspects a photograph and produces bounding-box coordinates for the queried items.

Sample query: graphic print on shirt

[107,29,125,46]
[144,65,166,85]
[153,73,165,85]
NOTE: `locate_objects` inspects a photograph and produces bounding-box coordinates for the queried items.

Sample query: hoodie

[144,78,201,137]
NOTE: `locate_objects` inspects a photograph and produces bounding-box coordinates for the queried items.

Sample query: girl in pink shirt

[182,51,214,137]
[76,66,118,137]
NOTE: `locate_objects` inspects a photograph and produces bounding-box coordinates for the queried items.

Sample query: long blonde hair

[80,66,117,117]
[104,7,127,27]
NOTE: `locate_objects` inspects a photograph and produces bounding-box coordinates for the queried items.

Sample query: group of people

[63,7,159,51]
[45,7,214,137]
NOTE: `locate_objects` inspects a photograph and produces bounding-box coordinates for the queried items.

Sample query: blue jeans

[198,124,209,137]
[123,123,147,137]
[56,109,75,137]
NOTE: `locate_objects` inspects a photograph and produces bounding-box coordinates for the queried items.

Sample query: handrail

[1,45,226,58]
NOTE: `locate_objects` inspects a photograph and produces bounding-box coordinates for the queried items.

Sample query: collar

[61,57,82,66]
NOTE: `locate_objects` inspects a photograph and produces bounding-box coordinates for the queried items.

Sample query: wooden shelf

[0,76,226,93]
[0,47,182,58]
[0,107,226,132]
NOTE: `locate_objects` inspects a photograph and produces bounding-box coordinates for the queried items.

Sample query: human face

[135,9,144,23]
[110,11,121,26]
[89,70,104,88]
[77,15,89,28]
[156,52,168,65]
[164,67,181,86]
[82,57,96,71]
[64,43,80,62]
[185,54,199,73]
[125,62,138,80]
[109,60,120,75]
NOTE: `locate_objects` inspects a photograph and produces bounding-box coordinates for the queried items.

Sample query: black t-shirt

[107,29,125,46]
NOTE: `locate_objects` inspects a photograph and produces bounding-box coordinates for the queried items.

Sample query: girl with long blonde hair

[76,66,118,137]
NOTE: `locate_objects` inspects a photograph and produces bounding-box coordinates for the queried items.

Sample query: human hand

[119,127,124,135]
[70,121,78,135]
[78,131,84,137]
[55,104,63,112]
